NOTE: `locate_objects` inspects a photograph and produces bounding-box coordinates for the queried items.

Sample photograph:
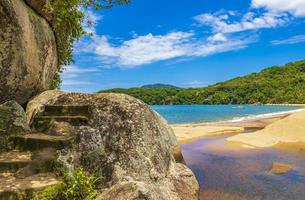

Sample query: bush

[34,167,99,200]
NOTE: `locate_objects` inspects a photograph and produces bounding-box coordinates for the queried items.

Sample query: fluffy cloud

[74,1,304,69]
[93,32,194,67]
[207,33,227,42]
[252,0,305,17]
[79,31,251,67]
[194,11,290,33]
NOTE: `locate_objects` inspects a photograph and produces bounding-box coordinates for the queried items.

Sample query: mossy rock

[0,101,30,152]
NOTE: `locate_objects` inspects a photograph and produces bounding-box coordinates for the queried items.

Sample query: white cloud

[271,35,305,45]
[92,32,194,67]
[61,65,100,86]
[207,33,227,42]
[194,11,290,33]
[64,65,99,73]
[78,32,252,68]
[192,38,251,57]
[74,3,302,69]
[83,9,102,34]
[183,80,209,88]
[252,0,305,17]
[61,80,94,86]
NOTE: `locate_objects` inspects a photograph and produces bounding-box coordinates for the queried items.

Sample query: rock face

[0,0,58,105]
[0,101,30,152]
[27,91,200,200]
[24,0,54,25]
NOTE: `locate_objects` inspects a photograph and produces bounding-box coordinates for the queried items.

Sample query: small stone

[270,162,293,174]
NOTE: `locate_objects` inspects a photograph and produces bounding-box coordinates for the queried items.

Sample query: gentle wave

[228,108,305,122]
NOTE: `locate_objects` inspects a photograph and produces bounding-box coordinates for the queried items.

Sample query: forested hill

[99,60,305,105]
[141,83,179,89]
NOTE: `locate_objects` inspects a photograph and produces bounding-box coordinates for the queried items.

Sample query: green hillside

[141,83,179,89]
[100,60,305,105]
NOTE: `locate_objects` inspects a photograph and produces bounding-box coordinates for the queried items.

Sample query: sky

[61,0,305,93]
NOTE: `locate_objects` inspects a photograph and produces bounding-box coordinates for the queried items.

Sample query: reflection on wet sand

[182,134,305,200]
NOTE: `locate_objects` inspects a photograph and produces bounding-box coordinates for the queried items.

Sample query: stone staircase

[0,105,90,199]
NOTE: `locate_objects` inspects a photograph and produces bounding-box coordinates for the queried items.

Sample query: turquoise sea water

[151,105,304,124]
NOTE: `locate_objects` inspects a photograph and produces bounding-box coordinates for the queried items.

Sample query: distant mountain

[100,60,305,105]
[141,83,179,89]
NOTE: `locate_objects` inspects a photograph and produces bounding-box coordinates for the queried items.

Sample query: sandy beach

[227,111,305,149]
[172,124,244,144]
[172,106,305,146]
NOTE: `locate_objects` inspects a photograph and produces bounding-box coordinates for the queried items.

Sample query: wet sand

[172,124,244,144]
[172,114,287,144]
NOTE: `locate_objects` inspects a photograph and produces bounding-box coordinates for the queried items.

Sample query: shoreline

[172,107,305,144]
[227,110,305,149]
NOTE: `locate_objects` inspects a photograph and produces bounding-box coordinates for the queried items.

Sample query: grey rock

[47,121,75,136]
[0,0,58,105]
[0,101,30,151]
[27,91,199,200]
[24,0,54,25]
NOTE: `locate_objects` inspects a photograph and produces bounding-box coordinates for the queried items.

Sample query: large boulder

[27,91,199,200]
[0,0,58,105]
[24,0,54,25]
[0,101,30,151]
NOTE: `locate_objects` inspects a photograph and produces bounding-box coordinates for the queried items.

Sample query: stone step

[0,172,61,200]
[0,151,32,173]
[11,133,73,151]
[43,105,91,117]
[32,116,89,132]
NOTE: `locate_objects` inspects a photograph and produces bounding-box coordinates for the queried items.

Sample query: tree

[48,0,130,89]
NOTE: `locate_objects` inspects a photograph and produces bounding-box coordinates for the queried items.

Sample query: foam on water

[229,108,305,122]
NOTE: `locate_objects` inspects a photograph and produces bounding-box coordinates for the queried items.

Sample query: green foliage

[34,167,99,200]
[49,71,62,90]
[47,0,130,89]
[99,60,305,105]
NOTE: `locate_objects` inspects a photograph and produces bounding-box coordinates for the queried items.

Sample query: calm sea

[151,105,304,124]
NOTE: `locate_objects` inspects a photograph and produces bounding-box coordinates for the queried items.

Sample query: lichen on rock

[0,101,30,152]
[0,0,58,105]
[27,91,200,200]
[24,0,54,25]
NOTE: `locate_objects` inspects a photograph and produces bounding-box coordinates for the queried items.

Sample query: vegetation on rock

[100,60,305,105]
[34,167,99,200]
[46,0,130,89]
[0,101,30,152]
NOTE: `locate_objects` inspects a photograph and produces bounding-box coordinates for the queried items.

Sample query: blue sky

[61,0,305,92]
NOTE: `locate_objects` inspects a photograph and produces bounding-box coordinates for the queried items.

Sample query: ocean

[151,105,304,124]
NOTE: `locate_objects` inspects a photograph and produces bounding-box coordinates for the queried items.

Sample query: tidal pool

[181,134,305,200]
